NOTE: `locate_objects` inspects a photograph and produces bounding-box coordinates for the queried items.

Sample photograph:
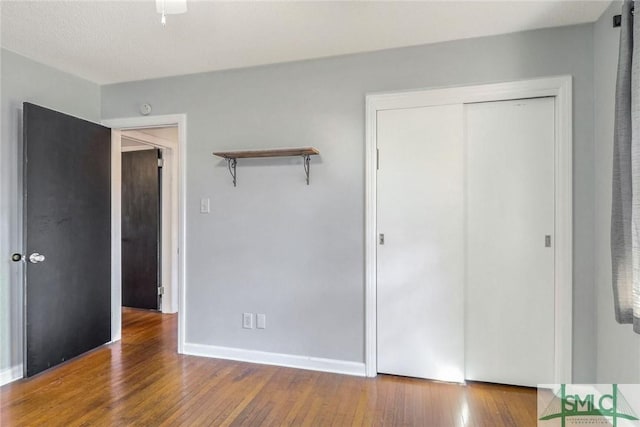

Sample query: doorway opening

[103,114,186,353]
[120,128,177,312]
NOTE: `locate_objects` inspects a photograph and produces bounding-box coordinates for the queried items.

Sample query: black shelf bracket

[226,158,237,187]
[303,154,311,185]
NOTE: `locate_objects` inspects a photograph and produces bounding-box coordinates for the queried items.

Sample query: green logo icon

[539,384,639,427]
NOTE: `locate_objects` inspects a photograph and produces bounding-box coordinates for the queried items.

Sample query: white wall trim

[0,364,23,386]
[554,77,573,384]
[110,130,123,342]
[122,130,178,150]
[183,343,366,377]
[121,144,155,152]
[102,114,187,354]
[365,76,573,382]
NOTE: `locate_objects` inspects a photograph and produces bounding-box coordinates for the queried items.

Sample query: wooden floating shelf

[213,147,319,160]
[212,147,320,186]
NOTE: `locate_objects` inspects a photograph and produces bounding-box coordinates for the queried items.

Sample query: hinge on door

[376,148,380,170]
[158,286,165,295]
[158,158,164,168]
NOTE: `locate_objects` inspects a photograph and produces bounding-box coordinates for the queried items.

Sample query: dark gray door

[121,149,160,310]
[23,103,111,377]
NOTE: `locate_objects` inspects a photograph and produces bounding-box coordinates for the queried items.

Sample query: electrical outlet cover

[257,314,266,329]
[242,312,253,329]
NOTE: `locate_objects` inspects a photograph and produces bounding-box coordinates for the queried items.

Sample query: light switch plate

[200,198,210,214]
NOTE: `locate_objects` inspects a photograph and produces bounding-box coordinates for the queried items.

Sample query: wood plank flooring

[1,309,538,426]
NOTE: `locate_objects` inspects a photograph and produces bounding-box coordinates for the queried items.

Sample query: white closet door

[465,97,555,387]
[377,104,465,382]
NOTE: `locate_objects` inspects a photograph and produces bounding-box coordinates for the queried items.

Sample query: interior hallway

[0,309,537,426]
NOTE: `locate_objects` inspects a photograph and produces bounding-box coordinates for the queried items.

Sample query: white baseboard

[183,343,366,377]
[0,364,23,386]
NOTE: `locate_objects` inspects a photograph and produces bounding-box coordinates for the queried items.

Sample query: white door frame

[364,76,573,382]
[102,114,187,354]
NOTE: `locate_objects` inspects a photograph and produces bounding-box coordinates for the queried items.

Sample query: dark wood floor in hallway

[1,308,537,426]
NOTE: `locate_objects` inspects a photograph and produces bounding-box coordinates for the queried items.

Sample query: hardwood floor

[1,309,538,426]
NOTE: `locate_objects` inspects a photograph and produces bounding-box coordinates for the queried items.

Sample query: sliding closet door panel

[465,97,555,387]
[377,104,465,382]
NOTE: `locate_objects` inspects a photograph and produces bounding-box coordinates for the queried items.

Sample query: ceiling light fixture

[156,0,187,27]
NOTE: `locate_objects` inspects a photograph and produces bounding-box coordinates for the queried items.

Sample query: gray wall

[0,49,101,374]
[594,2,640,382]
[103,24,597,380]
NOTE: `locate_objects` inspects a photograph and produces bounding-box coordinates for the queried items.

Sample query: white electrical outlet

[242,313,253,329]
[256,314,266,329]
[200,198,210,214]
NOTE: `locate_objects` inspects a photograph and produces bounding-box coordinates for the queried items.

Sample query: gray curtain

[612,0,640,333]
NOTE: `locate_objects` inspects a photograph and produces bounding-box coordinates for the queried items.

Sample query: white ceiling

[1,1,611,85]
